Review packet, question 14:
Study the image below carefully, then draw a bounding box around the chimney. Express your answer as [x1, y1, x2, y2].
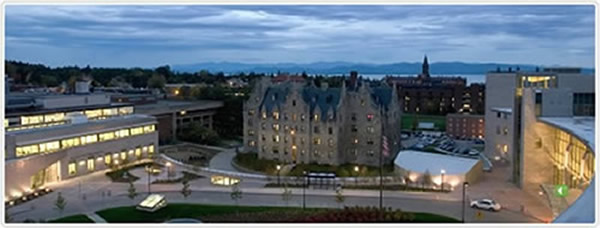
[350, 71, 358, 87]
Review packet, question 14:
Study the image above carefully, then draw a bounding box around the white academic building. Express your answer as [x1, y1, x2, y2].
[4, 90, 158, 203]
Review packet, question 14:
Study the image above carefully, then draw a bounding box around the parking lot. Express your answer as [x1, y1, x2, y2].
[401, 131, 484, 160]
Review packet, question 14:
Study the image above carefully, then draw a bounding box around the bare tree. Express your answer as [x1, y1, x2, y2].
[54, 192, 67, 216]
[181, 180, 192, 199]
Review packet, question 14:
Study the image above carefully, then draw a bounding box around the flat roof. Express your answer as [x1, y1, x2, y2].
[394, 150, 480, 175]
[135, 100, 223, 115]
[7, 114, 157, 145]
[490, 107, 512, 114]
[5, 103, 132, 118]
[538, 117, 595, 153]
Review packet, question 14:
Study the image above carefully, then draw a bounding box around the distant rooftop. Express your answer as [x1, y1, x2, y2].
[134, 99, 223, 115]
[394, 150, 479, 175]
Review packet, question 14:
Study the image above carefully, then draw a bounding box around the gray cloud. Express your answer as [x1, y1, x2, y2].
[5, 5, 595, 68]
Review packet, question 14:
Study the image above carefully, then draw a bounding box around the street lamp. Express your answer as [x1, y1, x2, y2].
[276, 165, 282, 185]
[354, 166, 360, 186]
[146, 165, 151, 195]
[303, 171, 307, 210]
[440, 169, 446, 192]
[166, 162, 173, 180]
[462, 182, 469, 223]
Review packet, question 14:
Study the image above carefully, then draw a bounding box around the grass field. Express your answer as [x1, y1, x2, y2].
[48, 214, 94, 223]
[401, 114, 446, 131]
[92, 203, 458, 223]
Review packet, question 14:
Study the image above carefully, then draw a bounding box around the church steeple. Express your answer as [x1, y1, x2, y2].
[422, 55, 430, 78]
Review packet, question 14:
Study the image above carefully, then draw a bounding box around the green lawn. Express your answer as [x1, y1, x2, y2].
[93, 203, 458, 223]
[401, 114, 446, 131]
[48, 214, 94, 223]
[95, 203, 299, 223]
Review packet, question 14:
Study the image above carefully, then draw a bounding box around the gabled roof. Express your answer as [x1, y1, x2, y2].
[302, 86, 341, 121]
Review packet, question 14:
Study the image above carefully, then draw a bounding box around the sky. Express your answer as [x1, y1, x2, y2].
[5, 5, 596, 68]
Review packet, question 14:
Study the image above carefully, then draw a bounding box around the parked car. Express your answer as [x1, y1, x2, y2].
[470, 199, 502, 211]
[468, 150, 480, 156]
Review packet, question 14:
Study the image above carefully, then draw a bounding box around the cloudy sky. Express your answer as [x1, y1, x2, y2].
[5, 5, 596, 68]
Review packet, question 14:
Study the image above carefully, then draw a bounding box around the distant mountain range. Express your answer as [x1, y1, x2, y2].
[172, 61, 594, 75]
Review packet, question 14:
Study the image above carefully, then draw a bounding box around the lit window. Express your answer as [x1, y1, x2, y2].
[80, 134, 98, 145]
[99, 132, 115, 141]
[353, 138, 359, 144]
[135, 148, 142, 159]
[273, 112, 280, 120]
[248, 130, 255, 136]
[143, 125, 155, 133]
[61, 137, 81, 149]
[87, 158, 95, 171]
[314, 114, 319, 121]
[68, 162, 77, 176]
[118, 106, 134, 115]
[84, 109, 103, 119]
[16, 145, 39, 157]
[102, 108, 118, 117]
[314, 137, 321, 145]
[21, 115, 44, 125]
[148, 145, 155, 154]
[115, 129, 130, 138]
[328, 138, 334, 147]
[104, 154, 112, 166]
[44, 113, 65, 123]
[120, 151, 127, 160]
[262, 112, 267, 120]
[273, 124, 280, 131]
[248, 109, 255, 116]
[131, 127, 144, 135]
[39, 141, 60, 153]
[273, 135, 280, 142]
[502, 145, 508, 153]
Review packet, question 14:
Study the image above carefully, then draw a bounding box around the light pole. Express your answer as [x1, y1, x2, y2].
[440, 169, 446, 192]
[462, 181, 469, 223]
[302, 171, 307, 210]
[166, 162, 172, 181]
[276, 165, 282, 186]
[354, 166, 359, 186]
[147, 165, 151, 195]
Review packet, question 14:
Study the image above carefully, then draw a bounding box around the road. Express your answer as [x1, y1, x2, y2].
[6, 170, 537, 223]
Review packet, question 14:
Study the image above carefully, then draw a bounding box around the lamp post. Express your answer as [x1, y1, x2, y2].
[302, 171, 307, 210]
[276, 165, 282, 185]
[462, 182, 469, 223]
[354, 166, 359, 186]
[440, 169, 446, 192]
[166, 162, 172, 181]
[147, 165, 151, 195]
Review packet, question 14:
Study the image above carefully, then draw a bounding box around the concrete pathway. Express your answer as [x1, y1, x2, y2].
[86, 213, 107, 223]
[208, 149, 237, 172]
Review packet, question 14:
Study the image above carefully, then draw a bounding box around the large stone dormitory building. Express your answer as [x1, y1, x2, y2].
[243, 73, 402, 167]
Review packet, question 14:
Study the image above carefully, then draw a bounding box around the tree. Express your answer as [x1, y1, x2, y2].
[335, 189, 345, 209]
[127, 181, 138, 201]
[54, 192, 67, 216]
[230, 183, 243, 214]
[177, 122, 220, 145]
[147, 73, 166, 90]
[422, 169, 433, 189]
[281, 183, 293, 207]
[181, 180, 192, 199]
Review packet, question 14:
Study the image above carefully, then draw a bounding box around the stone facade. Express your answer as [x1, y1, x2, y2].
[243, 75, 401, 166]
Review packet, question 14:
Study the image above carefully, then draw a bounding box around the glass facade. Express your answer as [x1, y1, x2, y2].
[14, 124, 155, 158]
[550, 126, 595, 189]
[6, 106, 134, 131]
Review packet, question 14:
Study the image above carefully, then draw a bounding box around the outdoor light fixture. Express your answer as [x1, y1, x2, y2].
[354, 166, 359, 172]
[166, 162, 172, 167]
[34, 192, 39, 196]
[21, 196, 27, 201]
[276, 165, 282, 185]
[9, 201, 14, 206]
[45, 188, 50, 192]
